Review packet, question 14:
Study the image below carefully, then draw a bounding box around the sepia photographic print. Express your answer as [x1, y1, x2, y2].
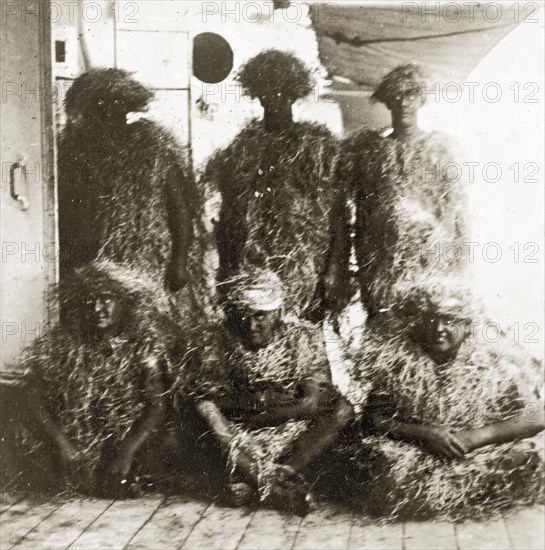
[1, 1, 544, 548]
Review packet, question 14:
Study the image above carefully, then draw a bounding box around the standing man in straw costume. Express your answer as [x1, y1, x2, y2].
[185, 269, 354, 515]
[206, 50, 350, 321]
[58, 68, 206, 317]
[326, 63, 470, 316]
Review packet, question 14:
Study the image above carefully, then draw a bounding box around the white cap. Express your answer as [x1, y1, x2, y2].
[229, 269, 284, 311]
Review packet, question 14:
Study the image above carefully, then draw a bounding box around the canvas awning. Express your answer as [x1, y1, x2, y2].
[310, 1, 530, 91]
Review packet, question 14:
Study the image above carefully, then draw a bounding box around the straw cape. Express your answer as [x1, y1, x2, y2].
[341, 279, 544, 520]
[58, 68, 210, 320]
[206, 52, 342, 320]
[186, 318, 333, 500]
[337, 127, 469, 314]
[19, 261, 181, 492]
[207, 120, 340, 319]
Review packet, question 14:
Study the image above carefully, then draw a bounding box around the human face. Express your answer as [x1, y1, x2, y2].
[390, 93, 422, 133]
[419, 311, 469, 363]
[87, 292, 123, 334]
[238, 309, 279, 350]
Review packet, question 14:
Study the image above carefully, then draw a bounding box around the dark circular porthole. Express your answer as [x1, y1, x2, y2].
[193, 32, 234, 84]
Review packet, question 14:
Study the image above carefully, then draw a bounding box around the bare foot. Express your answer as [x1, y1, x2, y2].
[265, 473, 312, 516]
[227, 482, 257, 507]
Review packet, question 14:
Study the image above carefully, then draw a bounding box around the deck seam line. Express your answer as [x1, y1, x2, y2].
[342, 510, 352, 550]
[63, 499, 115, 549]
[288, 513, 306, 550]
[122, 494, 167, 550]
[9, 498, 64, 549]
[177, 500, 214, 549]
[233, 508, 257, 550]
[0, 494, 25, 517]
[501, 512, 516, 550]
[453, 522, 461, 550]
[346, 509, 356, 549]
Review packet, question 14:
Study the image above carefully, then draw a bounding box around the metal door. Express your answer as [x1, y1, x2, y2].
[1, 0, 56, 379]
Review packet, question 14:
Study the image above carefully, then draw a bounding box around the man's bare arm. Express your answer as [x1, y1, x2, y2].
[370, 411, 468, 459]
[164, 171, 193, 291]
[245, 379, 330, 428]
[456, 404, 545, 452]
[195, 399, 235, 447]
[194, 399, 257, 485]
[323, 188, 351, 313]
[107, 359, 167, 482]
[26, 385, 80, 465]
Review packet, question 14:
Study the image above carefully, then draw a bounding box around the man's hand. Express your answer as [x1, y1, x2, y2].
[452, 407, 545, 453]
[420, 425, 468, 459]
[255, 387, 296, 409]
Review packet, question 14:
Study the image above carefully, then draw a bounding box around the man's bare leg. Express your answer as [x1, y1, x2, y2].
[195, 401, 259, 505]
[277, 396, 354, 473]
[265, 396, 354, 514]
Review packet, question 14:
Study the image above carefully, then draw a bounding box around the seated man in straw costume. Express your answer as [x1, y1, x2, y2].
[343, 275, 544, 520]
[186, 269, 354, 515]
[21, 261, 177, 499]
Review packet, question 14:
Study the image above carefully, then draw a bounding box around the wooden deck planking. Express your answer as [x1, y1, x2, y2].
[68, 495, 164, 550]
[403, 521, 457, 550]
[455, 517, 512, 550]
[0, 494, 543, 550]
[236, 508, 302, 550]
[0, 492, 24, 515]
[348, 515, 403, 550]
[0, 496, 63, 548]
[12, 498, 112, 550]
[125, 496, 209, 550]
[292, 507, 352, 550]
[503, 505, 545, 550]
[180, 502, 255, 550]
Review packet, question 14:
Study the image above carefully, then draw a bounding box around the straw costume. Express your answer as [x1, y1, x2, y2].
[334, 64, 469, 315]
[58, 68, 208, 320]
[20, 261, 180, 495]
[206, 50, 345, 320]
[193, 323, 329, 494]
[342, 277, 544, 521]
[185, 269, 351, 512]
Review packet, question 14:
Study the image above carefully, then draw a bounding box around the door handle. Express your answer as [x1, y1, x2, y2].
[9, 162, 30, 210]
